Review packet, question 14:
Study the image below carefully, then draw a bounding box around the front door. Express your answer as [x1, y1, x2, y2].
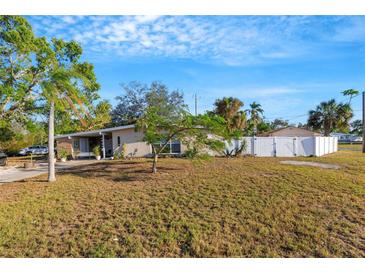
[79, 138, 90, 153]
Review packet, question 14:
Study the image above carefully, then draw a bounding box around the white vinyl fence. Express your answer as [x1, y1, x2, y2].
[225, 136, 338, 157]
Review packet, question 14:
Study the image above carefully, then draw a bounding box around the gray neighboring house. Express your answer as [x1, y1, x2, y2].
[330, 133, 363, 143]
[55, 124, 184, 159]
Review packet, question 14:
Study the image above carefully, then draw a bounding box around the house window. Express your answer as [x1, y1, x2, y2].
[171, 140, 181, 153]
[73, 139, 80, 149]
[153, 140, 181, 154]
[117, 136, 121, 146]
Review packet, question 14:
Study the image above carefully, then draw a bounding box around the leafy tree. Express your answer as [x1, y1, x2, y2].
[270, 118, 289, 130]
[54, 99, 111, 135]
[0, 120, 47, 154]
[0, 16, 52, 132]
[246, 102, 264, 135]
[350, 119, 363, 136]
[136, 107, 225, 173]
[211, 97, 247, 134]
[111, 81, 187, 126]
[88, 100, 112, 129]
[0, 16, 102, 157]
[257, 120, 272, 133]
[342, 89, 359, 104]
[307, 99, 353, 136]
[210, 97, 248, 156]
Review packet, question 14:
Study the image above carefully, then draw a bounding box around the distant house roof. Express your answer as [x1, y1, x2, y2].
[55, 124, 135, 139]
[258, 126, 321, 137]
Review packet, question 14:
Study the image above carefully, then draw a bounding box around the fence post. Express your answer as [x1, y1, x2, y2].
[253, 137, 259, 156]
[293, 137, 297, 156]
[273, 137, 277, 157]
[313, 137, 317, 156]
[252, 137, 256, 156]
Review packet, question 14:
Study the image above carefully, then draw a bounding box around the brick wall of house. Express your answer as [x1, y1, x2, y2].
[56, 138, 73, 157]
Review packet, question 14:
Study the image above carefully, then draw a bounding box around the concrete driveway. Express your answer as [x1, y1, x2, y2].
[0, 160, 101, 183]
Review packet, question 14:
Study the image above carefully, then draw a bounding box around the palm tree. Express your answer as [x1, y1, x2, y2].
[41, 39, 99, 182]
[307, 99, 353, 136]
[246, 102, 264, 135]
[212, 97, 247, 134]
[342, 89, 359, 104]
[42, 69, 84, 181]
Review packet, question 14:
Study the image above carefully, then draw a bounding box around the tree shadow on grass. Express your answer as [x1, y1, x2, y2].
[59, 160, 186, 184]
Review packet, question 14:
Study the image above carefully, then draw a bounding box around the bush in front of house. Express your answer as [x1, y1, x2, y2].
[113, 143, 127, 160]
[58, 148, 68, 161]
[93, 145, 101, 160]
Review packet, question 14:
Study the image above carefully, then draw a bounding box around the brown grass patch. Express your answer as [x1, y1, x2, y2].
[0, 152, 364, 257]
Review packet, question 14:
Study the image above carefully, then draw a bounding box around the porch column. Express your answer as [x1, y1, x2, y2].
[101, 133, 106, 159]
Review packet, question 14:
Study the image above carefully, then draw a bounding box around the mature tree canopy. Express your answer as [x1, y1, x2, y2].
[256, 120, 272, 133]
[211, 97, 247, 136]
[270, 118, 289, 130]
[1, 16, 103, 157]
[111, 81, 187, 126]
[0, 15, 101, 180]
[0, 16, 53, 128]
[0, 120, 47, 154]
[307, 99, 353, 136]
[209, 97, 248, 156]
[54, 99, 111, 135]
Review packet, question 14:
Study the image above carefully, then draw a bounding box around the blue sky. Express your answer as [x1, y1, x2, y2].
[27, 16, 365, 123]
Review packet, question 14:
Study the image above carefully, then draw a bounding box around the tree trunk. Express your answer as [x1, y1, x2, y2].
[48, 100, 56, 182]
[152, 153, 158, 173]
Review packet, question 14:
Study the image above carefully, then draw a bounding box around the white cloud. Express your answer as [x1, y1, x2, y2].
[27, 16, 365, 66]
[134, 15, 161, 23]
[61, 16, 77, 24]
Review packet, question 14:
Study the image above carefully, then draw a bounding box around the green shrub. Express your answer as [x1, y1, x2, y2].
[58, 148, 68, 159]
[93, 145, 101, 156]
[113, 143, 127, 160]
[113, 151, 121, 160]
[121, 143, 127, 158]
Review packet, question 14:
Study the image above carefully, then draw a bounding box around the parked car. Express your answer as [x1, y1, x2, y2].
[18, 147, 29, 156]
[0, 151, 7, 166]
[18, 145, 48, 156]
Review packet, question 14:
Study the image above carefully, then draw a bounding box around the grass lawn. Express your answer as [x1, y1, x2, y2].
[338, 143, 363, 151]
[0, 151, 364, 257]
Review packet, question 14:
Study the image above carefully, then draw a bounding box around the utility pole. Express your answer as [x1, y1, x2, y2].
[362, 91, 365, 153]
[194, 93, 198, 116]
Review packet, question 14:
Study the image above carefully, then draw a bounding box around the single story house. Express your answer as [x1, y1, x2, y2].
[258, 126, 321, 137]
[55, 125, 337, 159]
[55, 124, 186, 159]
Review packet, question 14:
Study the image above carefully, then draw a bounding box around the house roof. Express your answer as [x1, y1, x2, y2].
[257, 126, 321, 137]
[55, 124, 135, 139]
